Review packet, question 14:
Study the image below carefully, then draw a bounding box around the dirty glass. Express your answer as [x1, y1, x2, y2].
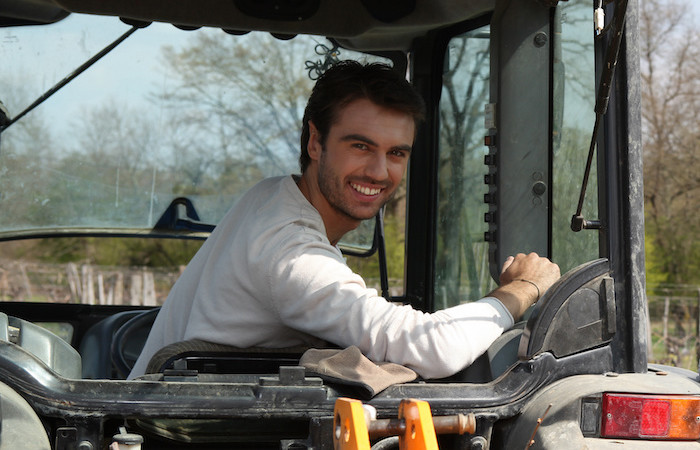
[434, 26, 494, 309]
[0, 14, 387, 253]
[551, 0, 599, 272]
[0, 14, 395, 306]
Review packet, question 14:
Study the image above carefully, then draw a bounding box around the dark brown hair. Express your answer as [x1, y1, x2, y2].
[299, 61, 425, 172]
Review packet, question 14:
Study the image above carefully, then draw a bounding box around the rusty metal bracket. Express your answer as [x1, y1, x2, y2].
[333, 398, 476, 450]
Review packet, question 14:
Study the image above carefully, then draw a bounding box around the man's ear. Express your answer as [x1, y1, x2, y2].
[307, 121, 322, 161]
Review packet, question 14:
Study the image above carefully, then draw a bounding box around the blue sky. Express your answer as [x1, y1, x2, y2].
[1, 14, 195, 138]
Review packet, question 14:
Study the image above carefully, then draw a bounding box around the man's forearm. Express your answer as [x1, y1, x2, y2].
[488, 280, 539, 321]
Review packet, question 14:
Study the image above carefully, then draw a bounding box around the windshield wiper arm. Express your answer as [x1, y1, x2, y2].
[571, 0, 628, 232]
[0, 22, 145, 134]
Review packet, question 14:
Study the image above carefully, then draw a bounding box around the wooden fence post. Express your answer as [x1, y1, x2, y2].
[19, 263, 33, 299]
[130, 273, 142, 306]
[0, 267, 8, 300]
[67, 263, 81, 301]
[663, 296, 670, 347]
[82, 264, 95, 305]
[143, 270, 156, 306]
[114, 272, 124, 305]
[696, 288, 700, 368]
[97, 272, 106, 305]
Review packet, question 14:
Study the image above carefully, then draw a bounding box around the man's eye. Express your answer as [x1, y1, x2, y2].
[353, 143, 369, 150]
[390, 150, 407, 158]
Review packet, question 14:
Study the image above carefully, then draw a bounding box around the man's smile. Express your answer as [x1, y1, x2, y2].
[350, 182, 383, 196]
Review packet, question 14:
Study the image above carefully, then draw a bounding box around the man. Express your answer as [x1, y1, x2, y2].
[129, 61, 560, 380]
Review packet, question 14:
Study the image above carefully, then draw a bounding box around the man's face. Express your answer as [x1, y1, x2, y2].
[309, 98, 415, 224]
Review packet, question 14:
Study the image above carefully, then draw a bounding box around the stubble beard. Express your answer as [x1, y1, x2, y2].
[317, 150, 392, 222]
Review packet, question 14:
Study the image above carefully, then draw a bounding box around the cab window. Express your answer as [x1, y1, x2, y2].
[435, 0, 599, 308]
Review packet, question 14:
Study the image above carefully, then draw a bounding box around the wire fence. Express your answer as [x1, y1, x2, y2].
[647, 283, 700, 371]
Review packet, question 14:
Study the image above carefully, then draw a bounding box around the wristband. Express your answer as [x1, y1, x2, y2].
[514, 278, 541, 300]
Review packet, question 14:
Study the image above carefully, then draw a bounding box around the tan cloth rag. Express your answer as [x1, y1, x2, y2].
[300, 346, 417, 398]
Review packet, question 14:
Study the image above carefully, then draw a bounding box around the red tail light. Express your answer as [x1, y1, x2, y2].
[601, 393, 700, 440]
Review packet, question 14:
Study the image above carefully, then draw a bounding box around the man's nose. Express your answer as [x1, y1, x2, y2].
[365, 152, 389, 181]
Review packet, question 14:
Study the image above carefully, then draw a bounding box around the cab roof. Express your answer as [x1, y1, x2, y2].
[1, 0, 498, 50]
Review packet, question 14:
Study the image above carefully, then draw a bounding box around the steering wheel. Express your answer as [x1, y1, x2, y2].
[110, 308, 160, 379]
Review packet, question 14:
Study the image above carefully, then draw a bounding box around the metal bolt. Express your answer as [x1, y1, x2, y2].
[77, 441, 93, 450]
[470, 436, 488, 450]
[534, 32, 548, 47]
[532, 181, 547, 196]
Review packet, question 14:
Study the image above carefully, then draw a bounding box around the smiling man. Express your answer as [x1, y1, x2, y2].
[298, 98, 413, 245]
[129, 61, 560, 380]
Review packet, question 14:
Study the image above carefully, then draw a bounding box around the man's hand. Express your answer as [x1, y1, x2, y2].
[488, 252, 560, 321]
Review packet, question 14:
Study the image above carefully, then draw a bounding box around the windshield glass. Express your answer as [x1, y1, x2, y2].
[0, 14, 385, 250]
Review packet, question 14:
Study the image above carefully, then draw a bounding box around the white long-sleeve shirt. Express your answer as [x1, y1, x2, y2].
[129, 175, 513, 379]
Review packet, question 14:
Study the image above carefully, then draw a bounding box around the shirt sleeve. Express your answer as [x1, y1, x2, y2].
[266, 235, 515, 379]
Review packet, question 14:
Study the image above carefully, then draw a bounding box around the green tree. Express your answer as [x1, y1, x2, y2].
[641, 0, 700, 285]
[0, 98, 58, 231]
[154, 31, 318, 176]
